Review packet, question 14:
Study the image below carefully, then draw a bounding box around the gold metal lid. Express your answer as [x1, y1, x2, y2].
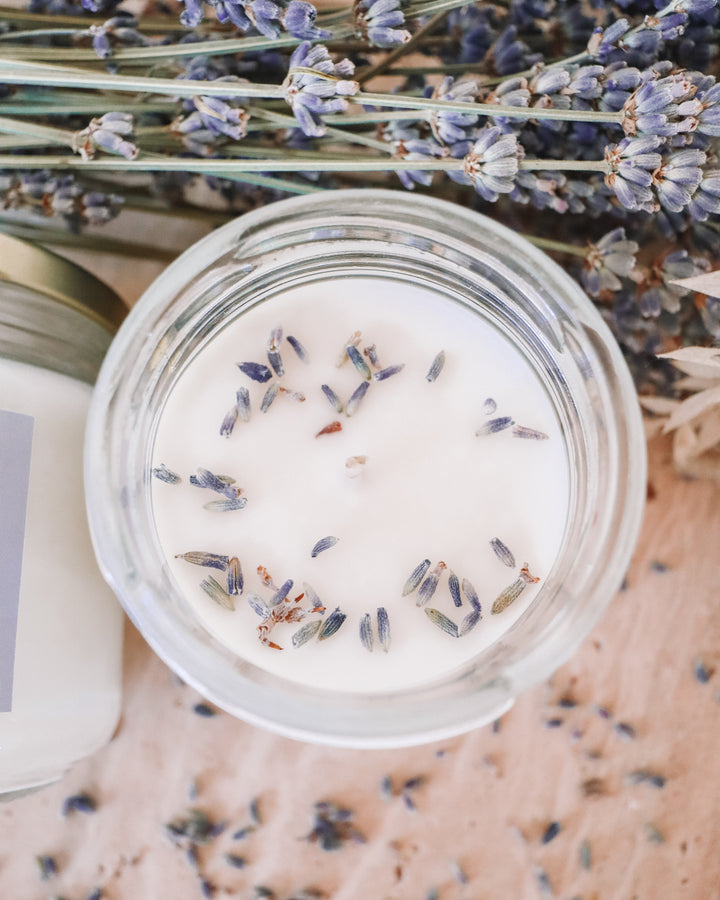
[0, 232, 126, 333]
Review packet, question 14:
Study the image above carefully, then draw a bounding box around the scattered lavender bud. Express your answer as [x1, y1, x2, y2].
[236, 386, 251, 422]
[248, 798, 262, 825]
[225, 853, 247, 869]
[450, 860, 469, 884]
[614, 721, 636, 741]
[62, 792, 97, 816]
[579, 839, 592, 870]
[482, 397, 497, 415]
[476, 416, 514, 436]
[373, 364, 404, 381]
[512, 425, 549, 440]
[417, 561, 446, 607]
[557, 696, 578, 709]
[321, 384, 343, 413]
[594, 704, 612, 720]
[346, 344, 372, 380]
[490, 538, 516, 568]
[533, 865, 554, 897]
[311, 535, 339, 557]
[345, 381, 370, 416]
[545, 718, 564, 729]
[203, 497, 247, 511]
[85, 889, 103, 900]
[237, 361, 273, 383]
[318, 607, 346, 640]
[380, 775, 393, 801]
[260, 381, 280, 413]
[270, 579, 294, 606]
[193, 702, 217, 717]
[36, 855, 58, 880]
[363, 344, 380, 368]
[650, 560, 670, 573]
[644, 822, 665, 844]
[266, 326, 284, 377]
[175, 551, 229, 571]
[425, 607, 459, 637]
[448, 571, 462, 607]
[200, 877, 215, 898]
[426, 351, 445, 382]
[625, 770, 666, 789]
[220, 404, 239, 438]
[377, 606, 390, 652]
[693, 658, 713, 683]
[541, 821, 561, 844]
[461, 577, 481, 612]
[402, 559, 431, 596]
[286, 335, 309, 363]
[292, 619, 322, 648]
[359, 613, 374, 651]
[201, 576, 235, 611]
[459, 608, 481, 635]
[152, 464, 181, 484]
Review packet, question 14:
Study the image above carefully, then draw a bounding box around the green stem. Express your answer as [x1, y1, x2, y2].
[0, 114, 75, 148]
[525, 235, 589, 258]
[0, 27, 79, 40]
[0, 101, 177, 116]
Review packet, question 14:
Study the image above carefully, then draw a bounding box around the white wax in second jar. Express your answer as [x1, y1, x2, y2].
[151, 277, 570, 693]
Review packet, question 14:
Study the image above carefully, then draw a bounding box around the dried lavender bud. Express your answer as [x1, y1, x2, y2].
[247, 593, 270, 618]
[579, 839, 592, 870]
[461, 577, 481, 612]
[220, 405, 239, 438]
[153, 464, 181, 484]
[345, 381, 369, 417]
[359, 613, 373, 651]
[237, 361, 273, 383]
[175, 552, 229, 570]
[286, 335, 309, 363]
[377, 607, 390, 652]
[318, 607, 346, 640]
[541, 821, 561, 844]
[201, 576, 235, 611]
[266, 326, 284, 376]
[425, 607, 459, 637]
[482, 397, 497, 415]
[36, 855, 58, 880]
[694, 658, 713, 683]
[426, 351, 445, 382]
[62, 792, 97, 816]
[260, 381, 280, 413]
[203, 497, 247, 511]
[225, 853, 247, 869]
[292, 619, 322, 648]
[226, 556, 243, 595]
[459, 608, 481, 635]
[249, 797, 262, 826]
[448, 571, 462, 607]
[346, 344, 372, 380]
[270, 579, 294, 606]
[311, 535, 339, 558]
[512, 425, 549, 440]
[625, 770, 666, 789]
[236, 386, 251, 422]
[321, 384, 343, 413]
[490, 538, 515, 568]
[614, 721, 636, 741]
[373, 364, 404, 382]
[193, 703, 217, 717]
[402, 559, 431, 596]
[417, 562, 446, 607]
[644, 822, 665, 844]
[476, 416, 514, 437]
[491, 564, 539, 614]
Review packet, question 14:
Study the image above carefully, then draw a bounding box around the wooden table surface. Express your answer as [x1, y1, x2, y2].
[1, 223, 719, 900]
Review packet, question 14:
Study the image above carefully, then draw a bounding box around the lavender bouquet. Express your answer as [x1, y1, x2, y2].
[1, 0, 719, 474]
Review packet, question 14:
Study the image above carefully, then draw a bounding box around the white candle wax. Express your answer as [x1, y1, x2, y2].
[0, 358, 123, 793]
[151, 277, 570, 694]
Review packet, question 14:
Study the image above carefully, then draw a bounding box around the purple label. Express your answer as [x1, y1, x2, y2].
[0, 410, 34, 713]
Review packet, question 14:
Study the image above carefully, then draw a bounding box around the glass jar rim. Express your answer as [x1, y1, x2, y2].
[86, 189, 646, 747]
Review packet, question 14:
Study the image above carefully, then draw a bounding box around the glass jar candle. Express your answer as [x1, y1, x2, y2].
[0, 235, 126, 796]
[86, 190, 646, 748]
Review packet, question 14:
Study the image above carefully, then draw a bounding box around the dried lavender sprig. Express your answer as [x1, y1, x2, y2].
[448, 571, 462, 607]
[292, 619, 322, 647]
[476, 416, 514, 436]
[321, 384, 344, 413]
[377, 606, 390, 652]
[153, 463, 181, 484]
[426, 350, 445, 382]
[175, 551, 230, 570]
[417, 561, 446, 607]
[425, 607, 459, 637]
[311, 535, 339, 557]
[201, 575, 235, 610]
[359, 612, 374, 651]
[402, 558, 430, 595]
[345, 381, 369, 416]
[286, 335, 309, 363]
[318, 607, 346, 640]
[490, 538, 515, 568]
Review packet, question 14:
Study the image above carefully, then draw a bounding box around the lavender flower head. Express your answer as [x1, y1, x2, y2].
[72, 112, 138, 161]
[79, 14, 151, 59]
[604, 135, 664, 211]
[283, 42, 359, 137]
[457, 126, 521, 201]
[173, 77, 250, 151]
[582, 227, 639, 297]
[652, 148, 706, 213]
[180, 0, 328, 40]
[428, 77, 480, 146]
[354, 0, 410, 48]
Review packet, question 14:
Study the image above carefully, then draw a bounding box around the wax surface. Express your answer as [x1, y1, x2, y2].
[151, 277, 570, 693]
